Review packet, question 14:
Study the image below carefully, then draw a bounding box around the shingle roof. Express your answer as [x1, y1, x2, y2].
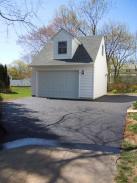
[31, 35, 102, 66]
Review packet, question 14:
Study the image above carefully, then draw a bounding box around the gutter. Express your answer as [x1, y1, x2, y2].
[30, 63, 94, 67]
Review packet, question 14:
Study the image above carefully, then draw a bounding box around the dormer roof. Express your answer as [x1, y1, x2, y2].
[51, 28, 81, 45]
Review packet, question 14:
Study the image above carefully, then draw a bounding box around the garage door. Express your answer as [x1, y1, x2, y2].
[38, 70, 79, 98]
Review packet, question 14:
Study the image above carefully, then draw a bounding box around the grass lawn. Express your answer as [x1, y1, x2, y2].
[116, 113, 137, 183]
[0, 87, 31, 101]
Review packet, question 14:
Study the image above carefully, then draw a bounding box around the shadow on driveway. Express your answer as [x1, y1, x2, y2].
[0, 146, 117, 183]
[1, 102, 59, 143]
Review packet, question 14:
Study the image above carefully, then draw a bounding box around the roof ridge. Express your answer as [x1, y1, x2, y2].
[78, 35, 103, 38]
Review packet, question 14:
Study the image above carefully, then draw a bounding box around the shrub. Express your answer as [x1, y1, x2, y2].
[112, 89, 118, 94]
[130, 85, 137, 91]
[109, 83, 137, 93]
[108, 83, 127, 93]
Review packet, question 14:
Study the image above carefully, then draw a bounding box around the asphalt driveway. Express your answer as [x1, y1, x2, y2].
[1, 95, 137, 151]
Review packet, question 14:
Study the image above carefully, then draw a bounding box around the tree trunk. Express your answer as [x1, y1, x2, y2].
[92, 25, 96, 35]
[113, 67, 120, 83]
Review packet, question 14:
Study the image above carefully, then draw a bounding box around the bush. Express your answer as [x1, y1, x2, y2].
[108, 83, 137, 93]
[130, 85, 137, 91]
[112, 89, 118, 94]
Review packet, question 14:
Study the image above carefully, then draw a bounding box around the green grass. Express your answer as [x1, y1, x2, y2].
[128, 124, 137, 134]
[122, 140, 137, 149]
[129, 113, 137, 121]
[133, 176, 137, 183]
[133, 101, 137, 109]
[116, 150, 137, 183]
[0, 87, 31, 101]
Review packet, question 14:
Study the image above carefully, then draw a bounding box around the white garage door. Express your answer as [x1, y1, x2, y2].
[38, 70, 79, 98]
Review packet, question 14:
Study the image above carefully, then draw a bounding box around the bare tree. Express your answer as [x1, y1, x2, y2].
[18, 5, 84, 54]
[18, 0, 111, 55]
[54, 5, 86, 36]
[80, 0, 109, 35]
[18, 24, 56, 54]
[102, 23, 136, 82]
[0, 0, 41, 33]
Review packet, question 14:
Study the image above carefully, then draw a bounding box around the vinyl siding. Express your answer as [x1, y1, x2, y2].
[72, 38, 80, 57]
[79, 66, 93, 98]
[53, 30, 79, 59]
[31, 68, 36, 96]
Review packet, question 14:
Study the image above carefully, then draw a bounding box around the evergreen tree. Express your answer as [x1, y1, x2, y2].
[4, 65, 10, 89]
[0, 64, 10, 91]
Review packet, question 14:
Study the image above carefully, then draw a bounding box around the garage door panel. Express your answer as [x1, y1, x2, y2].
[38, 71, 78, 98]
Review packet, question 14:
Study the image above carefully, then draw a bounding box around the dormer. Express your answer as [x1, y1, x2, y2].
[52, 29, 81, 59]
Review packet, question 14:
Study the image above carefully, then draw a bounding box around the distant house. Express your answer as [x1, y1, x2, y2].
[31, 29, 107, 99]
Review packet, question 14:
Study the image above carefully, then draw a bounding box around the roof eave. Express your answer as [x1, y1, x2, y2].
[30, 62, 93, 67]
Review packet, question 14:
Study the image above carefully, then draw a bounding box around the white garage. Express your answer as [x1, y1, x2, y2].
[38, 70, 79, 98]
[31, 29, 108, 99]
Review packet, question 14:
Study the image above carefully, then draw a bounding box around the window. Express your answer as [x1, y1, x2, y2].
[102, 45, 104, 56]
[58, 41, 67, 54]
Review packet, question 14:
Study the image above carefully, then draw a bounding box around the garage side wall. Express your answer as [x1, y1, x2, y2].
[33, 65, 94, 99]
[31, 68, 37, 96]
[79, 66, 93, 98]
[93, 38, 108, 99]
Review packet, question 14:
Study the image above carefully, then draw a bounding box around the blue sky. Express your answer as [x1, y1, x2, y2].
[0, 0, 137, 65]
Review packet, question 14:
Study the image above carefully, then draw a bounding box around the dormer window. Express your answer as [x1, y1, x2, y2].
[58, 41, 67, 54]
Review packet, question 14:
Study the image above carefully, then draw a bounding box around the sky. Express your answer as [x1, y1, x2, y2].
[0, 0, 137, 65]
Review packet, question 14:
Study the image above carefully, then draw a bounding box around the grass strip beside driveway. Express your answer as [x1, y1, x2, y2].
[116, 113, 137, 183]
[0, 87, 31, 101]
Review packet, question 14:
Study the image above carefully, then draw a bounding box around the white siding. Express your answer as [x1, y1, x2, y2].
[79, 66, 93, 98]
[93, 38, 108, 99]
[72, 38, 80, 57]
[31, 68, 37, 96]
[53, 30, 79, 59]
[32, 65, 93, 99]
